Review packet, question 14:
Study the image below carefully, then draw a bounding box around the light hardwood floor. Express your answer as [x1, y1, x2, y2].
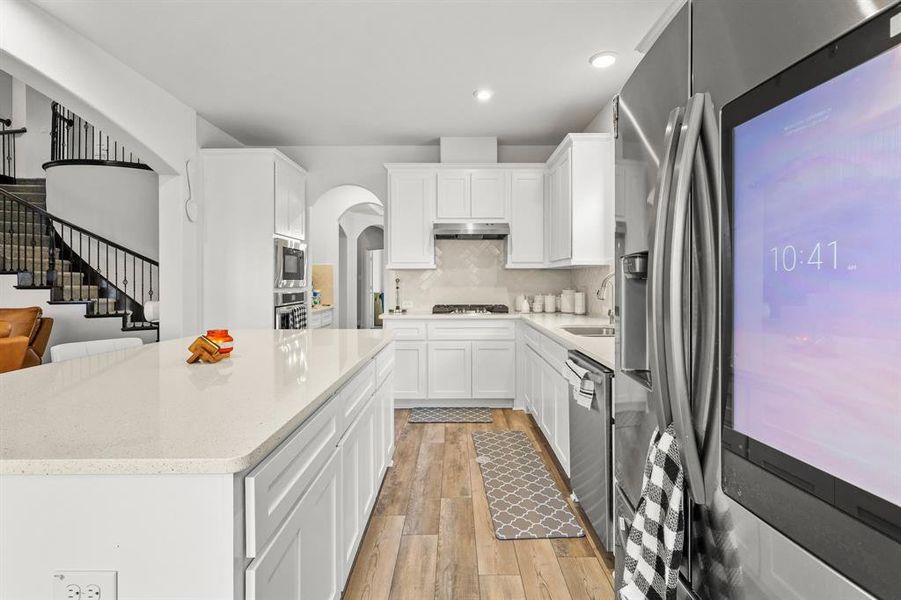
[343, 408, 615, 600]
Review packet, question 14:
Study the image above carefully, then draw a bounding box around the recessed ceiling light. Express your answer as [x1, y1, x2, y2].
[589, 51, 618, 69]
[473, 89, 493, 102]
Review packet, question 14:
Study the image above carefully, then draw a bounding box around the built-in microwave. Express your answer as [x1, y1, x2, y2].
[274, 237, 306, 289]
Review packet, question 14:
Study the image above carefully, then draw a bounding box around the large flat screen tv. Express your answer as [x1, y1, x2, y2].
[722, 5, 901, 597]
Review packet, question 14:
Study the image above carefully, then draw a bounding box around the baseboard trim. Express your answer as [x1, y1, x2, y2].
[395, 398, 514, 409]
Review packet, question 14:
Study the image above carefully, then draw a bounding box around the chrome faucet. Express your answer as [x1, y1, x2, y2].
[596, 272, 616, 325]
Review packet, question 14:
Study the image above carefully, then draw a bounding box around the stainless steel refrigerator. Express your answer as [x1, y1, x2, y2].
[613, 1, 900, 598]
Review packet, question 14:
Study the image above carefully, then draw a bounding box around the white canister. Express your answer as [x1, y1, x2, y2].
[520, 296, 531, 313]
[532, 295, 545, 313]
[561, 289, 575, 314]
[544, 294, 556, 313]
[574, 292, 587, 315]
[514, 294, 525, 312]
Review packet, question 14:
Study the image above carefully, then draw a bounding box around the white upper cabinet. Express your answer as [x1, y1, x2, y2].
[507, 169, 545, 267]
[436, 169, 471, 219]
[546, 133, 615, 267]
[436, 168, 508, 221]
[274, 155, 307, 241]
[386, 169, 437, 269]
[470, 170, 507, 219]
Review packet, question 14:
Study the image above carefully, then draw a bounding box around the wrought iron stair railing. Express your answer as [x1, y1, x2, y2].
[1, 117, 27, 182]
[48, 102, 150, 170]
[0, 187, 159, 332]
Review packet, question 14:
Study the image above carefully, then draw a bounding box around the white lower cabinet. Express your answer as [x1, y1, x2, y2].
[246, 450, 341, 600]
[524, 324, 571, 476]
[472, 341, 516, 399]
[394, 341, 428, 400]
[427, 341, 473, 399]
[245, 345, 395, 599]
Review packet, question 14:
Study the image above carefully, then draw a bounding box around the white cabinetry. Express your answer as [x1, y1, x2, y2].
[545, 133, 615, 267]
[427, 341, 473, 399]
[386, 169, 436, 268]
[245, 344, 395, 598]
[246, 451, 340, 600]
[507, 169, 545, 267]
[436, 169, 507, 221]
[522, 323, 571, 475]
[201, 149, 307, 329]
[472, 341, 516, 399]
[274, 154, 307, 240]
[385, 319, 516, 405]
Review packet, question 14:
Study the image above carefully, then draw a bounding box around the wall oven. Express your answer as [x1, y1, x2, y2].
[274, 237, 307, 289]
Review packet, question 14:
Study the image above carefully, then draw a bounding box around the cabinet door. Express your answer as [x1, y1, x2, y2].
[394, 341, 427, 400]
[549, 150, 572, 263]
[380, 374, 395, 467]
[274, 161, 291, 238]
[436, 169, 470, 219]
[470, 170, 507, 219]
[427, 341, 472, 399]
[508, 170, 545, 266]
[388, 170, 436, 268]
[246, 450, 340, 600]
[539, 360, 556, 444]
[339, 395, 378, 579]
[288, 170, 306, 240]
[528, 347, 542, 420]
[553, 372, 570, 475]
[472, 341, 515, 399]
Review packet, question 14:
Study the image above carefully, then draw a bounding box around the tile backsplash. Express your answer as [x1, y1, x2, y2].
[386, 239, 612, 315]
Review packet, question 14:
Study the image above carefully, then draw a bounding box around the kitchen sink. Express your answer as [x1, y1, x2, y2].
[561, 326, 616, 337]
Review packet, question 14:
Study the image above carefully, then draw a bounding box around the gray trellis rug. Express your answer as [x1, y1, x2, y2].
[408, 407, 493, 423]
[472, 431, 584, 540]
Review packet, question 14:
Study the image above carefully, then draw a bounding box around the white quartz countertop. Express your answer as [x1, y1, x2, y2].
[0, 329, 392, 476]
[381, 311, 615, 369]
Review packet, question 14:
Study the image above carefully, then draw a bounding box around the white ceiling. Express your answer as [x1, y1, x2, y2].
[33, 0, 673, 146]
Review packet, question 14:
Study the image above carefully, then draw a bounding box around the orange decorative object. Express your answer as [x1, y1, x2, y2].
[186, 336, 225, 364]
[205, 329, 234, 354]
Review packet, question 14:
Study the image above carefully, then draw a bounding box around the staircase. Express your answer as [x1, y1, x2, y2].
[0, 183, 159, 336]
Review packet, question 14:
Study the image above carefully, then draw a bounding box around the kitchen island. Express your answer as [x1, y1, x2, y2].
[0, 329, 395, 600]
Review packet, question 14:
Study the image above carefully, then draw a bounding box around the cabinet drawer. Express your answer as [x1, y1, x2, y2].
[376, 343, 395, 387]
[339, 361, 376, 426]
[245, 395, 342, 558]
[523, 323, 541, 350]
[540, 334, 568, 375]
[427, 320, 515, 341]
[384, 320, 427, 340]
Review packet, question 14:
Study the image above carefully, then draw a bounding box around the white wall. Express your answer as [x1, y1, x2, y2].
[46, 164, 159, 259]
[196, 115, 244, 149]
[0, 70, 11, 121]
[18, 84, 52, 178]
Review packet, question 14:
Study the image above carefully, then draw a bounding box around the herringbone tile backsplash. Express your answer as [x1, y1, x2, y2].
[386, 240, 611, 314]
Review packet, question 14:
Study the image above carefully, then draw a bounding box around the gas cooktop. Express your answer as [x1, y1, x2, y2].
[431, 304, 510, 315]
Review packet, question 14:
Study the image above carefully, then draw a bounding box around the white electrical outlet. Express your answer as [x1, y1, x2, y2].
[53, 572, 116, 600]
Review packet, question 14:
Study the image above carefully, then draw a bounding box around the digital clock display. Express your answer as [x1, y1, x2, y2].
[732, 44, 901, 507]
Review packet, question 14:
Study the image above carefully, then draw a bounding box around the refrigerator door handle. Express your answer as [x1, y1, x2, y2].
[665, 92, 708, 505]
[648, 106, 683, 430]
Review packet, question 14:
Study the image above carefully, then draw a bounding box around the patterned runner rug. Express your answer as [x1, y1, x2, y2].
[408, 407, 493, 423]
[472, 431, 584, 540]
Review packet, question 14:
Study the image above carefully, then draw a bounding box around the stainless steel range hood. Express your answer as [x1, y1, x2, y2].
[433, 222, 510, 240]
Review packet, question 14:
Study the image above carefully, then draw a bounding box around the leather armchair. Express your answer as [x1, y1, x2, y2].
[0, 307, 54, 368]
[0, 321, 30, 373]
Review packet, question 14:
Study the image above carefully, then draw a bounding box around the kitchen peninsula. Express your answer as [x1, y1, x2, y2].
[0, 329, 395, 600]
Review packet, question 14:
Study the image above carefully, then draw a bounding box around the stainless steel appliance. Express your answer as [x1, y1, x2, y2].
[274, 237, 307, 289]
[567, 351, 614, 553]
[613, 2, 900, 598]
[431, 304, 509, 315]
[433, 222, 509, 240]
[274, 291, 307, 329]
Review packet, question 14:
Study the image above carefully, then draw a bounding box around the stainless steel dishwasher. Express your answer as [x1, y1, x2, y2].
[567, 350, 614, 553]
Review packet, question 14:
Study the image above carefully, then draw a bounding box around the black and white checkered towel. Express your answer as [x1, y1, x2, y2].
[280, 304, 307, 329]
[620, 424, 685, 600]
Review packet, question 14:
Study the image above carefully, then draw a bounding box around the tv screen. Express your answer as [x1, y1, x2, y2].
[731, 43, 901, 508]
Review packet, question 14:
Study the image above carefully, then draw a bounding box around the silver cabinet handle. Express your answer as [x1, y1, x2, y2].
[665, 93, 708, 505]
[648, 106, 683, 430]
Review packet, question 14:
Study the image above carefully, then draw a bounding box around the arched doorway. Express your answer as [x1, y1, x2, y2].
[309, 185, 383, 328]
